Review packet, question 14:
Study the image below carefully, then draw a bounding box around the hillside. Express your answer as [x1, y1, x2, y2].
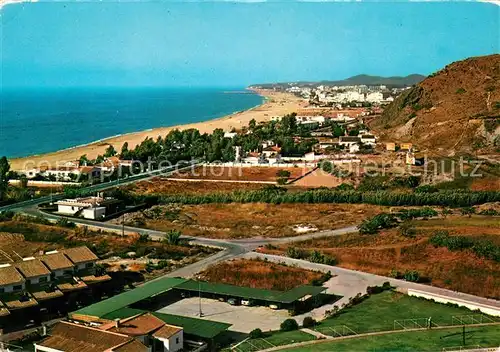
[370, 54, 500, 155]
[250, 74, 425, 89]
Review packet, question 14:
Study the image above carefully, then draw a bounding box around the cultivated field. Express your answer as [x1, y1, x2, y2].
[198, 258, 326, 291]
[127, 178, 265, 195]
[260, 215, 500, 298]
[170, 166, 311, 182]
[121, 203, 384, 239]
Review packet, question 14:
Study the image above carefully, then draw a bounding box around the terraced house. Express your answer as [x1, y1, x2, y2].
[0, 246, 110, 320]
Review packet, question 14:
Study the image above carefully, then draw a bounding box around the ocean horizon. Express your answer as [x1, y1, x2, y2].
[0, 87, 263, 158]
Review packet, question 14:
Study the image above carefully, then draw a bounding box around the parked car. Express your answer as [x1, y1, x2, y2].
[269, 304, 280, 310]
[228, 298, 240, 306]
[218, 297, 226, 302]
[241, 299, 254, 306]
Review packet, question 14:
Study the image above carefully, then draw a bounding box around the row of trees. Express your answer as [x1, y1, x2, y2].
[153, 188, 500, 208]
[108, 113, 319, 164]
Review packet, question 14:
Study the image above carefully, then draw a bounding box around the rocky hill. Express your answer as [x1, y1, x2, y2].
[370, 54, 500, 155]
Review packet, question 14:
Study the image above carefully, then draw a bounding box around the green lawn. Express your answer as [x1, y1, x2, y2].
[315, 291, 497, 335]
[233, 330, 315, 352]
[284, 325, 500, 352]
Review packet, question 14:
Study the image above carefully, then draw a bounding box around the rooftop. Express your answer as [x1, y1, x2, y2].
[152, 324, 182, 339]
[14, 259, 51, 278]
[62, 246, 99, 264]
[39, 252, 74, 271]
[0, 265, 25, 286]
[35, 321, 147, 352]
[105, 313, 165, 337]
[71, 277, 187, 319]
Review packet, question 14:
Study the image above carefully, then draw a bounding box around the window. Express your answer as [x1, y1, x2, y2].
[85, 262, 94, 268]
[39, 276, 48, 283]
[176, 337, 179, 344]
[13, 285, 23, 291]
[0, 288, 4, 294]
[64, 270, 73, 275]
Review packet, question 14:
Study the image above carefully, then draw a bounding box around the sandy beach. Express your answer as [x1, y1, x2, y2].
[10, 90, 304, 171]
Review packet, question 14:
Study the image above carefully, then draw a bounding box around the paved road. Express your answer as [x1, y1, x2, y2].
[0, 161, 199, 213]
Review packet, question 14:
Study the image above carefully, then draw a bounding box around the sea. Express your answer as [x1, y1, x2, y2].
[0, 87, 263, 158]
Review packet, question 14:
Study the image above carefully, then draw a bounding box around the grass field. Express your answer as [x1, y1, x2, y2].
[233, 330, 316, 352]
[283, 325, 500, 352]
[314, 291, 498, 336]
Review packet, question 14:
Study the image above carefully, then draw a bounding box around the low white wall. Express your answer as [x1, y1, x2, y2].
[9, 180, 81, 186]
[407, 289, 500, 317]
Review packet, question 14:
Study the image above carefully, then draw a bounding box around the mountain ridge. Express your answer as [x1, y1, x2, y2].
[250, 74, 426, 89]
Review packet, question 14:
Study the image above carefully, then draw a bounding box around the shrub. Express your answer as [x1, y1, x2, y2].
[403, 270, 420, 282]
[249, 328, 265, 339]
[399, 223, 416, 238]
[460, 207, 476, 217]
[164, 230, 182, 245]
[479, 208, 498, 216]
[302, 317, 316, 328]
[286, 247, 307, 259]
[456, 88, 466, 94]
[280, 319, 299, 332]
[276, 170, 291, 178]
[56, 217, 76, 228]
[358, 213, 398, 234]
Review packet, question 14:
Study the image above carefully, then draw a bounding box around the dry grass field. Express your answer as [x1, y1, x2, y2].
[198, 258, 325, 291]
[122, 203, 385, 239]
[259, 215, 500, 298]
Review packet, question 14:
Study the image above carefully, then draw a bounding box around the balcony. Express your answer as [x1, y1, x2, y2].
[0, 291, 38, 310]
[55, 277, 88, 293]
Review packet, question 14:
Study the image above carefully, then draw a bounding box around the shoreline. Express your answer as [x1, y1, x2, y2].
[10, 89, 304, 170]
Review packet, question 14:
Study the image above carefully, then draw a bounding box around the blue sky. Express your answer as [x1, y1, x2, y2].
[1, 1, 498, 87]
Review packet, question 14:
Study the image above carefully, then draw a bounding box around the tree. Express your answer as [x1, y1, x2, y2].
[79, 154, 91, 166]
[0, 156, 10, 200]
[104, 145, 117, 158]
[164, 230, 182, 245]
[302, 317, 316, 328]
[249, 328, 265, 339]
[460, 207, 476, 218]
[19, 174, 28, 189]
[280, 319, 299, 332]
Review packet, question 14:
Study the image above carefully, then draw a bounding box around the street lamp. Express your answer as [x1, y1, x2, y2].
[197, 276, 203, 317]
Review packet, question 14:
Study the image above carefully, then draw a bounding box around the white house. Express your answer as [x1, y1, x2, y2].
[153, 324, 184, 352]
[365, 92, 383, 103]
[55, 196, 120, 220]
[224, 132, 238, 139]
[339, 136, 361, 147]
[359, 134, 377, 145]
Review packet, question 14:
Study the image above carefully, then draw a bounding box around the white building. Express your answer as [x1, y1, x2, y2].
[339, 136, 361, 147]
[365, 92, 384, 103]
[55, 196, 120, 220]
[359, 134, 377, 146]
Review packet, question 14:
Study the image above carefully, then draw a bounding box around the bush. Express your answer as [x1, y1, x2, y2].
[358, 213, 398, 234]
[56, 217, 76, 228]
[308, 251, 337, 265]
[403, 270, 420, 282]
[249, 328, 265, 339]
[399, 223, 416, 238]
[164, 230, 182, 245]
[479, 208, 499, 216]
[276, 170, 291, 178]
[302, 317, 316, 328]
[280, 319, 299, 332]
[287, 247, 307, 259]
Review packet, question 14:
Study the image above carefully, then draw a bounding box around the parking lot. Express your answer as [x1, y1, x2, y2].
[156, 297, 291, 332]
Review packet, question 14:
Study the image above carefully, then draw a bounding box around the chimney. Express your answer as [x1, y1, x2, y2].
[114, 318, 121, 328]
